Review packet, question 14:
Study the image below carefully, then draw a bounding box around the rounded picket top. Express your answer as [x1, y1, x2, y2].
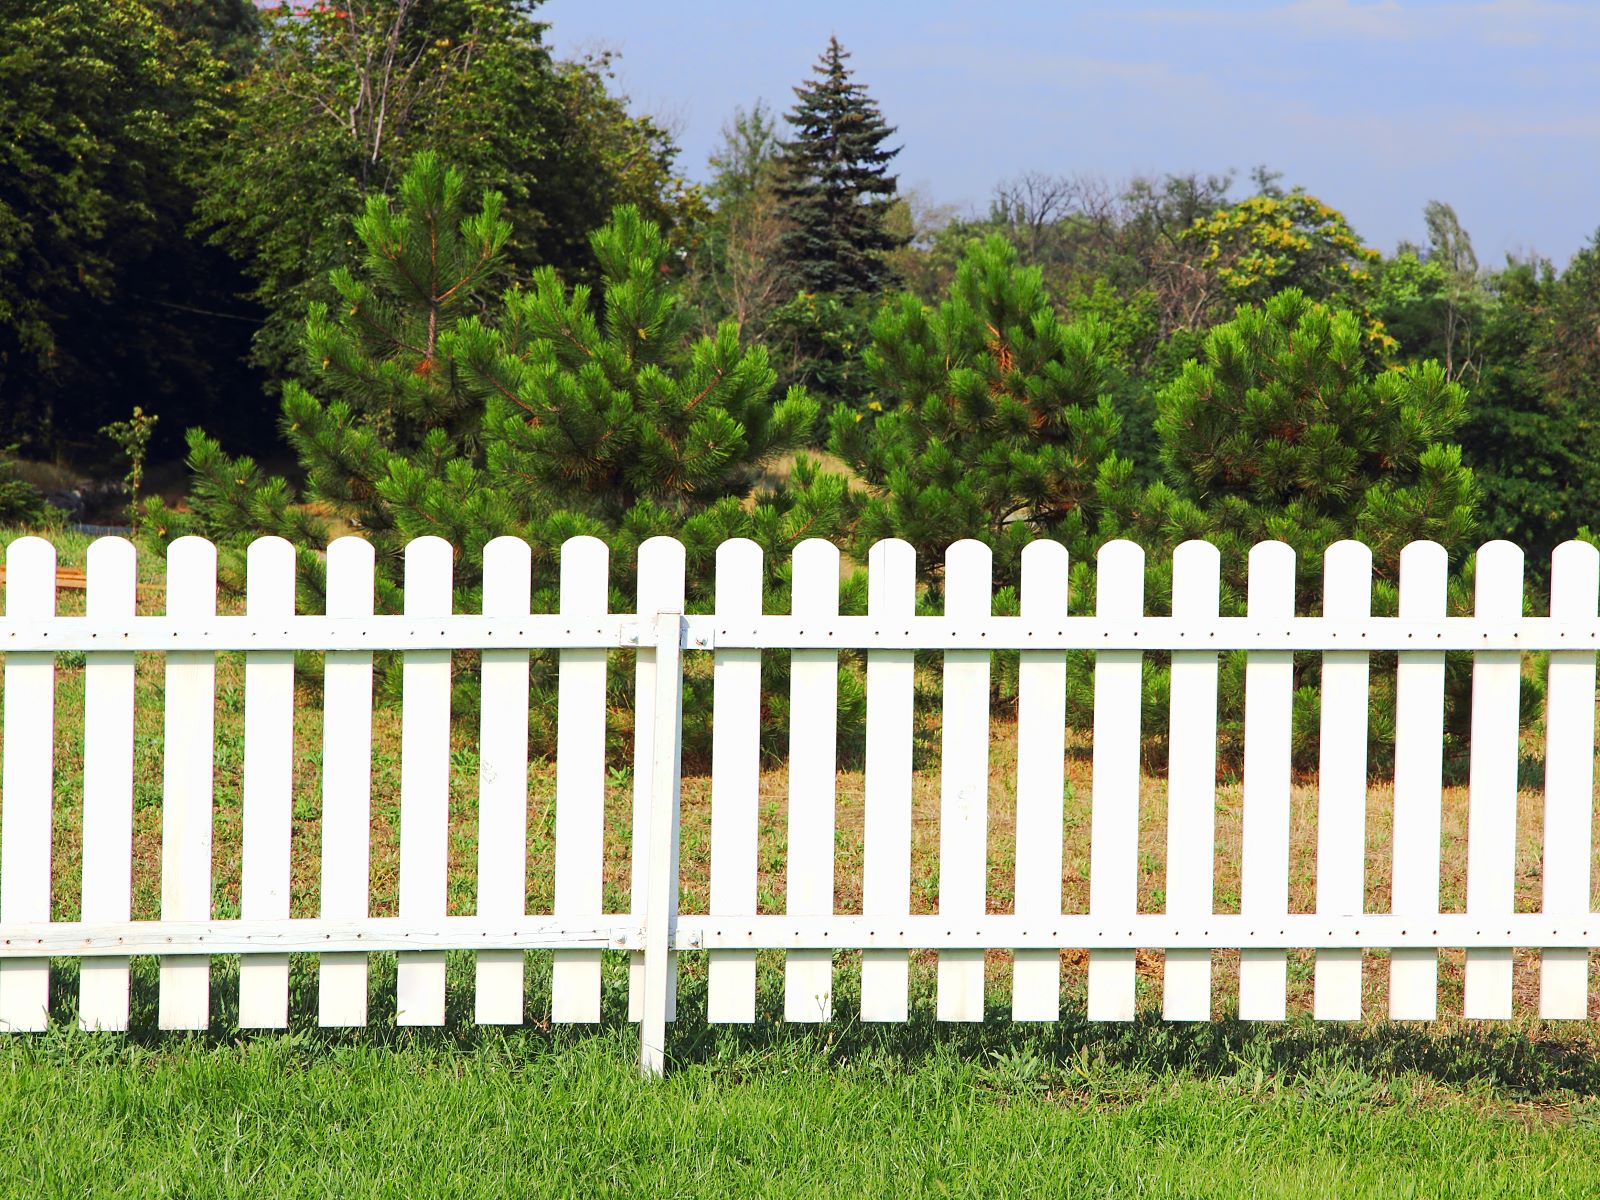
[943, 539, 992, 615]
[1397, 541, 1448, 618]
[1171, 540, 1220, 618]
[1549, 540, 1600, 619]
[86, 536, 137, 618]
[325, 536, 375, 618]
[4, 534, 56, 617]
[1321, 540, 1372, 617]
[1472, 540, 1524, 617]
[1246, 541, 1295, 616]
[560, 536, 609, 615]
[1094, 539, 1145, 616]
[714, 538, 762, 617]
[403, 536, 454, 615]
[866, 539, 915, 617]
[1019, 539, 1068, 618]
[246, 536, 297, 617]
[166, 535, 218, 618]
[791, 538, 840, 615]
[482, 536, 532, 616]
[637, 535, 686, 613]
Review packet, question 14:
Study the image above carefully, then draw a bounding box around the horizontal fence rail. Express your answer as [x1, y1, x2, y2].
[2, 532, 1598, 1074]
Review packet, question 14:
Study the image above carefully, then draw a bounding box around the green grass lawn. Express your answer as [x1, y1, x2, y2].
[7, 957, 1600, 1197]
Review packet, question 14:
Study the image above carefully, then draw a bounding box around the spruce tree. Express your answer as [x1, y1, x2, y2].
[775, 37, 904, 298]
[831, 233, 1127, 593]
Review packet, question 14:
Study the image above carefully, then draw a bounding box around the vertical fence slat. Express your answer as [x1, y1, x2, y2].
[79, 537, 136, 1031]
[396, 537, 453, 1026]
[629, 537, 686, 1021]
[1013, 540, 1068, 1021]
[861, 539, 915, 1022]
[1164, 540, 1220, 1020]
[239, 537, 297, 1028]
[158, 537, 217, 1030]
[1389, 541, 1447, 1020]
[1088, 540, 1144, 1021]
[639, 611, 685, 1077]
[1, 537, 56, 1031]
[552, 536, 608, 1024]
[476, 536, 531, 1025]
[937, 540, 992, 1022]
[318, 538, 375, 1027]
[1464, 541, 1524, 1020]
[785, 539, 839, 1022]
[1239, 542, 1295, 1020]
[1314, 540, 1371, 1021]
[1539, 540, 1598, 1019]
[707, 539, 762, 1023]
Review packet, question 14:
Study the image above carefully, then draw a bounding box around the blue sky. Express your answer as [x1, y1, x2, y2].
[536, 0, 1600, 267]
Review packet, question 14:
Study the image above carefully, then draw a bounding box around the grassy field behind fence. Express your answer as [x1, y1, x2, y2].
[7, 528, 1600, 1194]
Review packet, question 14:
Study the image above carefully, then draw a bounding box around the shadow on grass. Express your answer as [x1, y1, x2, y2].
[26, 951, 1600, 1101]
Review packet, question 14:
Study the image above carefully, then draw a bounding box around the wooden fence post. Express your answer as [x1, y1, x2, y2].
[640, 610, 685, 1078]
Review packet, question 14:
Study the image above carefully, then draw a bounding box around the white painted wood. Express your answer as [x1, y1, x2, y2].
[239, 537, 297, 1028]
[79, 537, 137, 1031]
[1013, 540, 1068, 1022]
[629, 538, 685, 1021]
[937, 540, 993, 1021]
[1239, 542, 1295, 1020]
[12, 909, 1600, 959]
[707, 539, 762, 1023]
[1088, 540, 1145, 1021]
[640, 611, 684, 1077]
[158, 537, 217, 1030]
[1539, 541, 1598, 1019]
[396, 537, 453, 1026]
[13, 611, 1600, 654]
[1163, 540, 1220, 1021]
[318, 538, 375, 1027]
[785, 539, 840, 1022]
[1, 536, 56, 1031]
[1464, 541, 1524, 1020]
[860, 540, 916, 1022]
[551, 536, 609, 1023]
[1314, 540, 1371, 1021]
[1389, 541, 1448, 1020]
[475, 536, 531, 1025]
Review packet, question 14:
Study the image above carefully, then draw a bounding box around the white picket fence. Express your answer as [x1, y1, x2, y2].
[1, 532, 1597, 1075]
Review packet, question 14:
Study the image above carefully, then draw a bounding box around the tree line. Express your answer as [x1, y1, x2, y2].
[4, 1, 1598, 766]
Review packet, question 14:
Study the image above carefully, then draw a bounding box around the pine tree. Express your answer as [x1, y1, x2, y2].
[830, 233, 1127, 593]
[775, 37, 904, 299]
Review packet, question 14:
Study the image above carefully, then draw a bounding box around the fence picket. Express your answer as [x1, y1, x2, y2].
[937, 541, 993, 1021]
[396, 537, 453, 1026]
[552, 536, 608, 1024]
[861, 539, 916, 1022]
[318, 538, 375, 1027]
[476, 536, 532, 1025]
[707, 539, 762, 1023]
[239, 537, 297, 1028]
[1239, 541, 1295, 1021]
[1088, 540, 1145, 1021]
[1539, 540, 1598, 1019]
[1, 537, 56, 1030]
[79, 537, 136, 1031]
[1314, 540, 1371, 1021]
[1390, 542, 1448, 1020]
[1012, 540, 1068, 1021]
[1164, 541, 1221, 1020]
[159, 537, 217, 1030]
[629, 538, 686, 1022]
[786, 539, 839, 1022]
[1464, 541, 1524, 1020]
